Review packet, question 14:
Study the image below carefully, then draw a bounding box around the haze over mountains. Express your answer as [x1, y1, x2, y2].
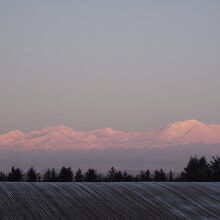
[1, 119, 220, 150]
[0, 119, 220, 171]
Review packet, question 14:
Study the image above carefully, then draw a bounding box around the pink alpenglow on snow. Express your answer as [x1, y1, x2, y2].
[0, 120, 220, 150]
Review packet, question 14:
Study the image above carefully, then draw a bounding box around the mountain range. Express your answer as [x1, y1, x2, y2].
[1, 119, 220, 150]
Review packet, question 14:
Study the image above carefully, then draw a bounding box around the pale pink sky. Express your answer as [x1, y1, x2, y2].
[0, 1, 220, 133]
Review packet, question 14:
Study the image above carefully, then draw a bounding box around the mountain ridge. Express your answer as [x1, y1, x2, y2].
[0, 119, 220, 150]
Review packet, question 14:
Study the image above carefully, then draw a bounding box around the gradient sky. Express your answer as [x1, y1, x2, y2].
[0, 1, 220, 133]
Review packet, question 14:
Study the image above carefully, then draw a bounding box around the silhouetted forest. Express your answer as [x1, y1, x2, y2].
[0, 155, 220, 182]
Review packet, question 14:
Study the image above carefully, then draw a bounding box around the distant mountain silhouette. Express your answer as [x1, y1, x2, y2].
[0, 119, 220, 150]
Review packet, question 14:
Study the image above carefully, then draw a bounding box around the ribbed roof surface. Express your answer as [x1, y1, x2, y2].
[0, 182, 220, 219]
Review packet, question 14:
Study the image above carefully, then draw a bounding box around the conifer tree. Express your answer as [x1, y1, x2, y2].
[59, 167, 73, 182]
[84, 168, 97, 182]
[75, 168, 84, 182]
[27, 167, 37, 182]
[8, 166, 23, 181]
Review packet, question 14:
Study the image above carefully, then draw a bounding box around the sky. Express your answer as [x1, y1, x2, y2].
[0, 0, 220, 133]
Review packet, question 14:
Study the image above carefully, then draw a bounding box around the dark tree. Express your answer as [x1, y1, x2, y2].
[59, 167, 73, 182]
[140, 169, 151, 181]
[198, 156, 211, 181]
[114, 170, 123, 182]
[159, 169, 167, 181]
[75, 168, 84, 182]
[145, 169, 151, 181]
[27, 167, 37, 182]
[0, 171, 7, 181]
[122, 170, 133, 182]
[51, 168, 58, 182]
[183, 155, 211, 181]
[43, 169, 52, 182]
[210, 156, 220, 181]
[8, 166, 23, 181]
[43, 168, 57, 182]
[107, 167, 117, 182]
[169, 170, 173, 182]
[85, 168, 97, 182]
[153, 169, 166, 181]
[140, 170, 145, 181]
[153, 170, 160, 181]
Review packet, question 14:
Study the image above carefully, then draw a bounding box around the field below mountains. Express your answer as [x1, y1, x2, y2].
[0, 182, 220, 219]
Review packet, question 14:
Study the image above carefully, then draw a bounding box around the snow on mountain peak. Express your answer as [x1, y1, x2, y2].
[43, 125, 74, 132]
[154, 119, 220, 146]
[0, 130, 25, 145]
[0, 130, 25, 138]
[92, 127, 116, 136]
[168, 119, 204, 128]
[0, 119, 220, 149]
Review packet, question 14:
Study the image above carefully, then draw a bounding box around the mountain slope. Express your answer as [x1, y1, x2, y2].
[148, 119, 220, 147]
[0, 119, 220, 150]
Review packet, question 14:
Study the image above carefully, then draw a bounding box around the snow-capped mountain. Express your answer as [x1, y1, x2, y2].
[147, 119, 220, 147]
[0, 119, 220, 150]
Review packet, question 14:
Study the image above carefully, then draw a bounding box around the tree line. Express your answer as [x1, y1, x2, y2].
[0, 155, 220, 182]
